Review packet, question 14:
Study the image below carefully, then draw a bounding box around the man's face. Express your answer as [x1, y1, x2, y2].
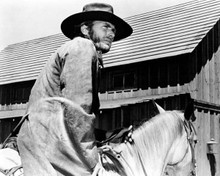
[89, 21, 116, 53]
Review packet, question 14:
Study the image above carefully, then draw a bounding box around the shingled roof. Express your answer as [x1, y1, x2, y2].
[0, 0, 220, 85]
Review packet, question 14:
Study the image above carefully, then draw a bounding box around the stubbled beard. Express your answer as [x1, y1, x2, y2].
[89, 30, 110, 53]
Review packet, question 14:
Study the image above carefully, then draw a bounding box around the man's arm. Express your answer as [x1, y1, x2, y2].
[59, 37, 97, 114]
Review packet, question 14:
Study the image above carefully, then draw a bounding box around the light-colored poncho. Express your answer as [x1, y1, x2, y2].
[18, 37, 101, 176]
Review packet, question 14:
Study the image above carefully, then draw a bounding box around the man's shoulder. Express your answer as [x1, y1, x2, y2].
[58, 37, 96, 56]
[63, 37, 95, 49]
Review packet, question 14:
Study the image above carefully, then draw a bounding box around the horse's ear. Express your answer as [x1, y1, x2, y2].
[150, 100, 165, 114]
[184, 100, 196, 121]
[155, 102, 166, 113]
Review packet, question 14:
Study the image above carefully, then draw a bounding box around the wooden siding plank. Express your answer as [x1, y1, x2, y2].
[214, 46, 220, 105]
[209, 31, 215, 104]
[195, 110, 211, 176]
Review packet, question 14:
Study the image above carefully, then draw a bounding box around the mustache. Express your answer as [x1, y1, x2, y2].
[105, 36, 114, 42]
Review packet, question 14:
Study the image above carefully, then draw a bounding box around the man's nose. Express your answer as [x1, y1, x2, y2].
[108, 30, 115, 40]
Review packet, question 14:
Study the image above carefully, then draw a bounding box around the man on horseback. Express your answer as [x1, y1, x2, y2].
[17, 3, 132, 175]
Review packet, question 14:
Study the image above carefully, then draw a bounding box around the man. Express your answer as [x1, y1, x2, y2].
[17, 3, 132, 176]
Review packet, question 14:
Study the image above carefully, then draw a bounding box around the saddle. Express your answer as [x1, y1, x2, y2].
[96, 126, 133, 147]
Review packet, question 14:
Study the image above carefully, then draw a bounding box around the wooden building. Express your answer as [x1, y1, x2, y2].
[0, 0, 220, 175]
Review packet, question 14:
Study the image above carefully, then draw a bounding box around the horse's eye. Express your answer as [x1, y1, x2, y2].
[194, 139, 198, 144]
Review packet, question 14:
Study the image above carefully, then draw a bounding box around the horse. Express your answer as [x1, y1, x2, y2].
[16, 97, 196, 176]
[94, 110, 197, 176]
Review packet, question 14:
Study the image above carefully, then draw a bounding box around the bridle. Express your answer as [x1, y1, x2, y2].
[166, 119, 197, 176]
[183, 119, 197, 176]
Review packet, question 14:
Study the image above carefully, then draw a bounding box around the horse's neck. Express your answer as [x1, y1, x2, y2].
[115, 120, 181, 176]
[100, 112, 184, 176]
[115, 142, 167, 176]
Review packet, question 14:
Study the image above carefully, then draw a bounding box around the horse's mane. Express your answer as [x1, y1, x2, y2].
[137, 111, 183, 148]
[133, 111, 185, 155]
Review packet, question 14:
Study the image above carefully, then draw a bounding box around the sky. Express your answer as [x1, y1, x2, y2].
[0, 0, 193, 50]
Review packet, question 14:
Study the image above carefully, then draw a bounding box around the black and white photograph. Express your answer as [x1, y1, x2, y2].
[0, 0, 220, 175]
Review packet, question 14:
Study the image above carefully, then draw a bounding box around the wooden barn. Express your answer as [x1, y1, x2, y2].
[0, 0, 220, 175]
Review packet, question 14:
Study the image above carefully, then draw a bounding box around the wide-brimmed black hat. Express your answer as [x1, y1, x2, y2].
[61, 3, 133, 41]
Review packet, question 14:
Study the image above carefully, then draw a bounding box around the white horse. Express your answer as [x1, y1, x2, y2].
[15, 97, 196, 176]
[93, 110, 196, 176]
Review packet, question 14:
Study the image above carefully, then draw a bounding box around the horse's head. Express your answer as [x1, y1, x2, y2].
[165, 104, 197, 176]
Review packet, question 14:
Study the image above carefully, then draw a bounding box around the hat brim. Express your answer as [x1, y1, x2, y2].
[61, 11, 133, 41]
